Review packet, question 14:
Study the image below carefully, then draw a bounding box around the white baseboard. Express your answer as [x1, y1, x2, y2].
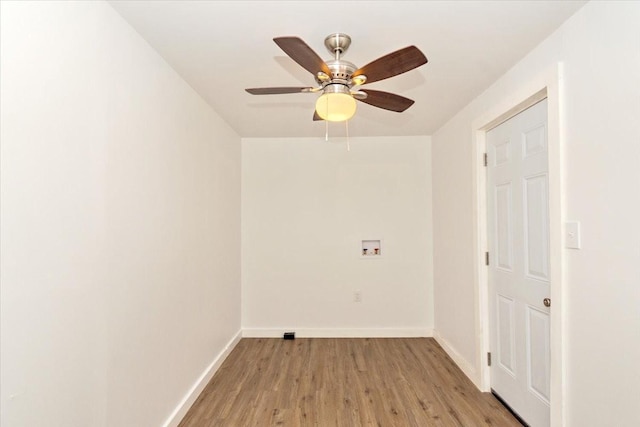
[162, 330, 242, 427]
[433, 329, 482, 390]
[242, 328, 433, 338]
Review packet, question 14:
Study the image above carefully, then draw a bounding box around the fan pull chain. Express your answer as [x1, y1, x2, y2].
[325, 119, 329, 141]
[324, 95, 331, 141]
[346, 120, 350, 152]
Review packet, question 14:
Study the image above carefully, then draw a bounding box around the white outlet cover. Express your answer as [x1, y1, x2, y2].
[565, 221, 581, 249]
[354, 290, 362, 302]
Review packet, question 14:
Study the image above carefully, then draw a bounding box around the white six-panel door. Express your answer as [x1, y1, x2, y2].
[487, 99, 550, 427]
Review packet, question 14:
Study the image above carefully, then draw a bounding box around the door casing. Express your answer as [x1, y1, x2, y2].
[470, 64, 564, 427]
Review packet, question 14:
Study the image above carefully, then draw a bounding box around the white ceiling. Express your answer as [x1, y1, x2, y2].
[110, 1, 586, 138]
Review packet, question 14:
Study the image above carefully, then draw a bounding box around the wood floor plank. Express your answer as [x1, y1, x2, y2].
[178, 338, 522, 427]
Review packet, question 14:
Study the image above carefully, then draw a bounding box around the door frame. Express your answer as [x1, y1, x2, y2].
[471, 63, 565, 426]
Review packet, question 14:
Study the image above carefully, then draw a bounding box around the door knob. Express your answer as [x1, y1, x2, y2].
[543, 298, 551, 307]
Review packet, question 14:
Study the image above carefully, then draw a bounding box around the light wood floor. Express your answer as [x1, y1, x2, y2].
[179, 338, 521, 426]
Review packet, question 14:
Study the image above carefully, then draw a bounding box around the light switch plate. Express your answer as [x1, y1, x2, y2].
[565, 221, 581, 249]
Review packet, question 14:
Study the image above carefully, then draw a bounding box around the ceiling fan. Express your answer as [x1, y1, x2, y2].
[245, 33, 428, 122]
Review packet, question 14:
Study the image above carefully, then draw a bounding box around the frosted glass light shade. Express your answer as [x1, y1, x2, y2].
[315, 92, 357, 122]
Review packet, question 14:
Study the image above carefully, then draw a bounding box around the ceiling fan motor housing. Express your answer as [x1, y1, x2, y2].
[321, 83, 351, 96]
[322, 59, 357, 84]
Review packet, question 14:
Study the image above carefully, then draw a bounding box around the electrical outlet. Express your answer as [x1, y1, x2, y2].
[354, 290, 362, 302]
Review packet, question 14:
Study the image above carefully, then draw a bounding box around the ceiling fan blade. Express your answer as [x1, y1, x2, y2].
[352, 46, 427, 84]
[245, 87, 313, 95]
[313, 111, 323, 121]
[273, 37, 332, 76]
[357, 89, 415, 112]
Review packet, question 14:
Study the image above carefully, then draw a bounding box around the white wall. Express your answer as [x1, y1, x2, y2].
[0, 2, 241, 426]
[432, 1, 640, 426]
[242, 136, 433, 337]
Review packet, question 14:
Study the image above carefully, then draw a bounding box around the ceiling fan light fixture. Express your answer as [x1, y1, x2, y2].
[315, 85, 356, 122]
[352, 74, 367, 86]
[246, 35, 427, 124]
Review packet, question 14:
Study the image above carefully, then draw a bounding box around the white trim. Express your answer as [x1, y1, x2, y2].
[471, 63, 564, 426]
[162, 330, 243, 427]
[242, 328, 433, 338]
[433, 329, 481, 390]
